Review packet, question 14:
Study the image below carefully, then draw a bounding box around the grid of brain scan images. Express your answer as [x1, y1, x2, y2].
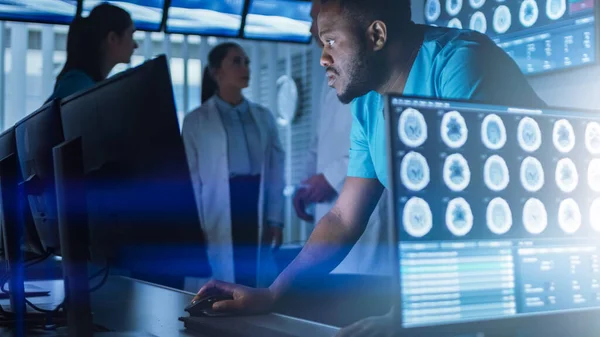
[423, 0, 596, 74]
[391, 98, 600, 242]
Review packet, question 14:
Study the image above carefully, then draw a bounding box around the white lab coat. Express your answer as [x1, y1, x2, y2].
[304, 77, 391, 275]
[181, 96, 285, 287]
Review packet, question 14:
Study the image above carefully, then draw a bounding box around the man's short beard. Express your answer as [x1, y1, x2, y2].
[337, 45, 385, 105]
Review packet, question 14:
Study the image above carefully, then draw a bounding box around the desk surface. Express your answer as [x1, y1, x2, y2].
[0, 277, 340, 337]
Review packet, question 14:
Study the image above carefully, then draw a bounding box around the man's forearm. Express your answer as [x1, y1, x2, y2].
[268, 208, 362, 301]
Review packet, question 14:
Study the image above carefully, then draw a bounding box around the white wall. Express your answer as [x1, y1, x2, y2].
[410, 0, 599, 110]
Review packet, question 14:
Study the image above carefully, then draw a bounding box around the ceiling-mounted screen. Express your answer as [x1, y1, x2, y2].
[82, 0, 165, 32]
[0, 0, 78, 25]
[243, 0, 312, 43]
[165, 0, 244, 37]
[424, 0, 596, 76]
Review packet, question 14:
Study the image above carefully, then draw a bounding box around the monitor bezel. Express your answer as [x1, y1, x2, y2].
[384, 93, 600, 336]
[240, 0, 312, 45]
[80, 0, 166, 32]
[0, 0, 79, 26]
[421, 0, 600, 78]
[163, 0, 247, 38]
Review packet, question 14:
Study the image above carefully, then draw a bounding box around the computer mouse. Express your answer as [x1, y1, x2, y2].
[185, 290, 234, 317]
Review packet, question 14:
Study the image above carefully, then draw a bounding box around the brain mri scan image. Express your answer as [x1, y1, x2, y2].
[519, 0, 539, 28]
[481, 114, 507, 150]
[588, 158, 600, 192]
[470, 11, 487, 33]
[590, 198, 600, 232]
[486, 197, 513, 235]
[398, 108, 428, 148]
[469, 0, 485, 9]
[400, 151, 430, 191]
[493, 5, 512, 34]
[425, 0, 442, 22]
[558, 198, 581, 234]
[585, 122, 600, 154]
[446, 197, 474, 236]
[520, 156, 545, 192]
[555, 158, 579, 193]
[443, 153, 471, 192]
[484, 155, 510, 192]
[441, 111, 468, 148]
[552, 119, 575, 153]
[446, 0, 463, 16]
[523, 198, 548, 235]
[518, 117, 542, 152]
[403, 197, 433, 238]
[546, 0, 566, 20]
[448, 18, 463, 29]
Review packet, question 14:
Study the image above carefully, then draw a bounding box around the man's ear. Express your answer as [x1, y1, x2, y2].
[367, 20, 387, 51]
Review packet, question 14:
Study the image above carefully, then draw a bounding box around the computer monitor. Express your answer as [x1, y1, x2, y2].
[165, 0, 245, 37]
[59, 54, 211, 278]
[0, 127, 45, 258]
[242, 0, 312, 43]
[0, 0, 78, 25]
[82, 0, 166, 32]
[385, 95, 600, 336]
[15, 99, 64, 254]
[423, 0, 597, 75]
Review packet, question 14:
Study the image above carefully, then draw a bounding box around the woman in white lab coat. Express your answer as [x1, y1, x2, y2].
[182, 43, 284, 287]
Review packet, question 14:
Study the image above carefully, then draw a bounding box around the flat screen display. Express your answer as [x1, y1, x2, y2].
[387, 95, 600, 329]
[0, 0, 78, 25]
[424, 0, 596, 75]
[166, 0, 244, 37]
[82, 0, 165, 32]
[243, 0, 312, 43]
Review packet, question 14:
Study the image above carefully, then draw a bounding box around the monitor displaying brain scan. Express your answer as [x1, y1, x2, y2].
[423, 0, 596, 75]
[387, 95, 600, 330]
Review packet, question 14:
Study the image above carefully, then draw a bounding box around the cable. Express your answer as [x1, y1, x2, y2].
[89, 264, 109, 292]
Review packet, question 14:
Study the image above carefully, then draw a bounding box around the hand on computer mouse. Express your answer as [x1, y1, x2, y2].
[334, 307, 396, 337]
[192, 279, 275, 315]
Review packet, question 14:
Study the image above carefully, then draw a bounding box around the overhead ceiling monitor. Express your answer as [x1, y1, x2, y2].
[82, 0, 165, 32]
[166, 0, 245, 37]
[243, 0, 312, 43]
[424, 0, 597, 76]
[0, 0, 78, 25]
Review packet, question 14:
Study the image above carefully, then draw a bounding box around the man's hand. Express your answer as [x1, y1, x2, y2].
[335, 309, 396, 337]
[262, 224, 283, 252]
[303, 174, 337, 203]
[293, 188, 314, 222]
[192, 280, 276, 315]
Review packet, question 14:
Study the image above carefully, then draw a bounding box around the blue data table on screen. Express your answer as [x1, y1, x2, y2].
[0, 0, 77, 25]
[424, 0, 596, 76]
[82, 0, 165, 31]
[243, 0, 312, 43]
[166, 0, 244, 37]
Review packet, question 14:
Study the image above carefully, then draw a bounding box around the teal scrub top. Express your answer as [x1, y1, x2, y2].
[47, 69, 95, 102]
[347, 25, 546, 189]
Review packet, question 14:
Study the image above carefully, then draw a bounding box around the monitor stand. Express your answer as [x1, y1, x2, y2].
[53, 138, 153, 337]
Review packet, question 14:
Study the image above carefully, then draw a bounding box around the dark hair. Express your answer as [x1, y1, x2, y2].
[201, 42, 243, 104]
[55, 3, 132, 86]
[320, 0, 412, 32]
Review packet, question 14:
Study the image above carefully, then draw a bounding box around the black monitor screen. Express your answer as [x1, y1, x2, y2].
[59, 55, 210, 278]
[166, 0, 244, 36]
[82, 0, 165, 32]
[0, 0, 77, 25]
[386, 95, 600, 331]
[423, 0, 596, 75]
[243, 0, 312, 43]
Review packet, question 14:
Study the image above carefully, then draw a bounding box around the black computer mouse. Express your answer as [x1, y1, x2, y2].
[185, 290, 234, 317]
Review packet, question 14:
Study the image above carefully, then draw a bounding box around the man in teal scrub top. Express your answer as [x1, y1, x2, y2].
[193, 0, 545, 334]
